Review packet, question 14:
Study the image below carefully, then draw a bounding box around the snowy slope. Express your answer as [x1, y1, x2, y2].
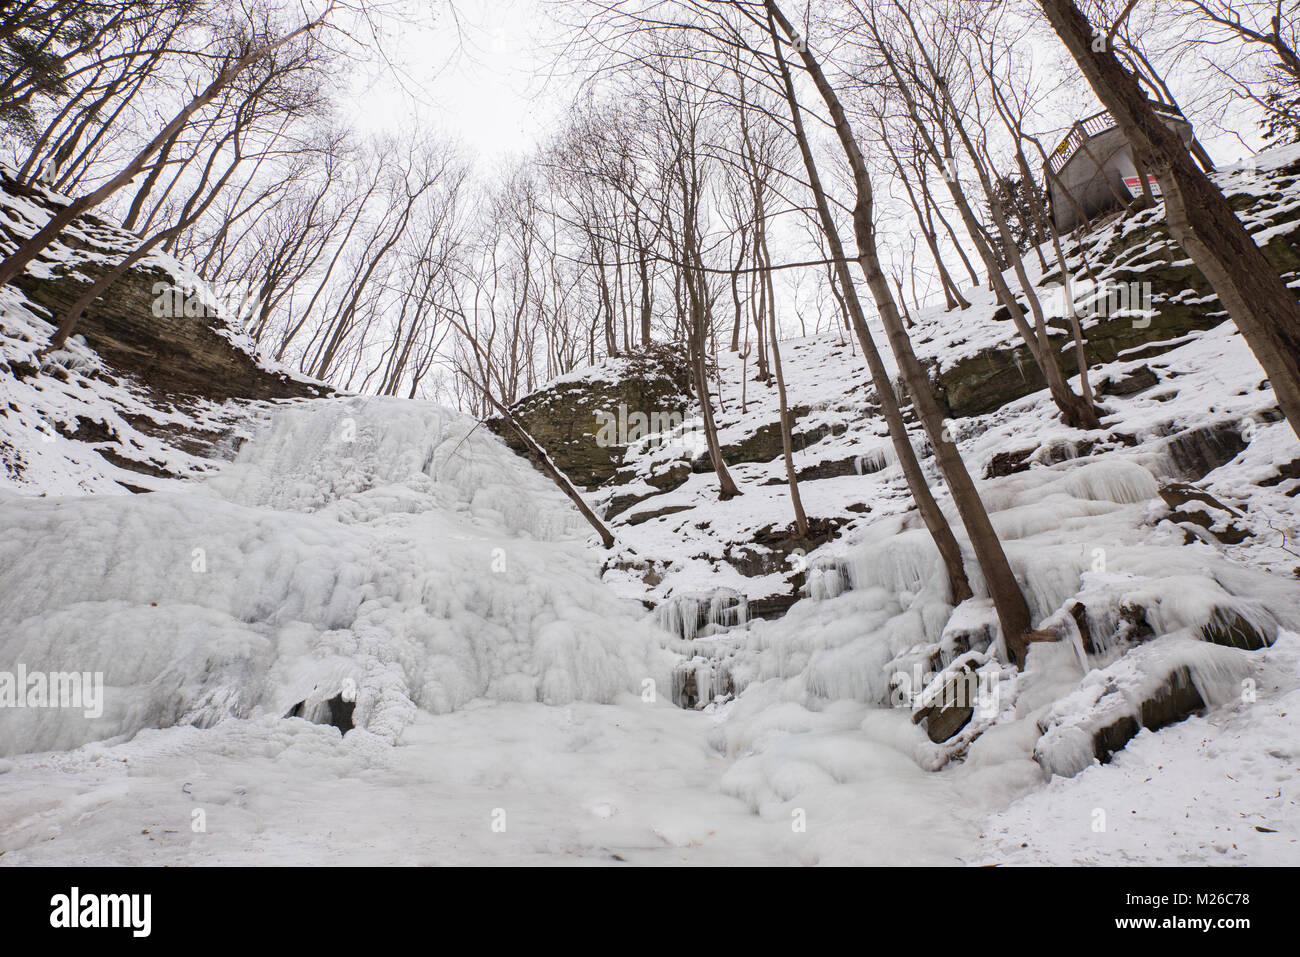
[977, 632, 1300, 865]
[0, 169, 325, 497]
[0, 394, 1025, 867]
[1, 371, 1295, 865]
[0, 280, 256, 495]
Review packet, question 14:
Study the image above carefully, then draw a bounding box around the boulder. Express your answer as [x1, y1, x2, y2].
[489, 346, 692, 489]
[1097, 364, 1159, 397]
[1155, 421, 1248, 481]
[1088, 665, 1203, 765]
[912, 661, 982, 744]
[985, 447, 1035, 478]
[1158, 482, 1252, 545]
[1034, 637, 1252, 777]
[1199, 608, 1275, 651]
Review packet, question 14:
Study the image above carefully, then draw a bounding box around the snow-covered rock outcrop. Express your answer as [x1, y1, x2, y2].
[0, 168, 326, 496]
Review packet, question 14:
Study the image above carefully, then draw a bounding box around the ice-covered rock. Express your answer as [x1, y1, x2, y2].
[1033, 635, 1254, 778]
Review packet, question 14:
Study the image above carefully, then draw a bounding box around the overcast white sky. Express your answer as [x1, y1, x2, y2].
[338, 0, 572, 168]
[321, 0, 1268, 321]
[333, 0, 1266, 167]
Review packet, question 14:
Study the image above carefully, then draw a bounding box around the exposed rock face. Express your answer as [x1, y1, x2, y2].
[723, 517, 847, 580]
[985, 447, 1036, 479]
[1097, 364, 1158, 397]
[1, 172, 327, 492]
[928, 167, 1300, 419]
[1158, 481, 1253, 546]
[1087, 665, 1205, 765]
[13, 262, 317, 403]
[1, 174, 320, 405]
[928, 285, 1227, 419]
[488, 346, 692, 489]
[715, 410, 847, 470]
[1154, 420, 1249, 482]
[1199, 608, 1275, 651]
[1260, 456, 1300, 492]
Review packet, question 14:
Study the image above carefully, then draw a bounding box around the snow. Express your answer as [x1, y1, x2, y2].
[978, 632, 1300, 865]
[3, 150, 1300, 866]
[13, 387, 1288, 865]
[654, 589, 748, 642]
[0, 397, 674, 757]
[0, 282, 244, 496]
[1034, 635, 1256, 778]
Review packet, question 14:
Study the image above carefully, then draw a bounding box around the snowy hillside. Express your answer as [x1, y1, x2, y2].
[2, 144, 1300, 869]
[3, 280, 1299, 866]
[0, 169, 324, 496]
[597, 147, 1300, 620]
[572, 318, 1300, 864]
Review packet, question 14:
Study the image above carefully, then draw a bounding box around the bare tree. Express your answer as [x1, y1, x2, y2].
[1040, 0, 1300, 439]
[653, 57, 743, 499]
[857, 0, 1100, 429]
[0, 4, 336, 289]
[734, 69, 807, 531]
[760, 0, 976, 606]
[765, 0, 1047, 665]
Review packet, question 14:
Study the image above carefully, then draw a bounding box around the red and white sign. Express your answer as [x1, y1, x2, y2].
[1123, 175, 1162, 196]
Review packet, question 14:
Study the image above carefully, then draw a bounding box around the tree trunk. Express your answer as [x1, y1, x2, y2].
[769, 0, 1047, 664]
[1039, 0, 1300, 440]
[491, 396, 616, 549]
[767, 3, 973, 607]
[761, 229, 809, 537]
[0, 18, 324, 288]
[689, 302, 742, 500]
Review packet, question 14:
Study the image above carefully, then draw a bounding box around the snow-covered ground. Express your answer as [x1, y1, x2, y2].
[1, 390, 1296, 865]
[0, 700, 995, 866]
[980, 632, 1300, 865]
[0, 396, 1001, 866]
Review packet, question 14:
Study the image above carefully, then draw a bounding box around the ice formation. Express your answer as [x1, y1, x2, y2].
[0, 397, 673, 756]
[654, 588, 749, 641]
[710, 450, 1300, 788]
[1033, 635, 1255, 778]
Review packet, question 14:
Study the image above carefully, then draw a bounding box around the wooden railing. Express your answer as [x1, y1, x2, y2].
[1048, 102, 1186, 174]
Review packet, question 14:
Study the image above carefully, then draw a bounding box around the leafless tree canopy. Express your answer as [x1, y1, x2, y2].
[3, 0, 1299, 588]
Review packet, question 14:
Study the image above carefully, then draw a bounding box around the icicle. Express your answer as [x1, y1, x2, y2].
[1060, 460, 1159, 505]
[653, 588, 748, 641]
[843, 528, 943, 596]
